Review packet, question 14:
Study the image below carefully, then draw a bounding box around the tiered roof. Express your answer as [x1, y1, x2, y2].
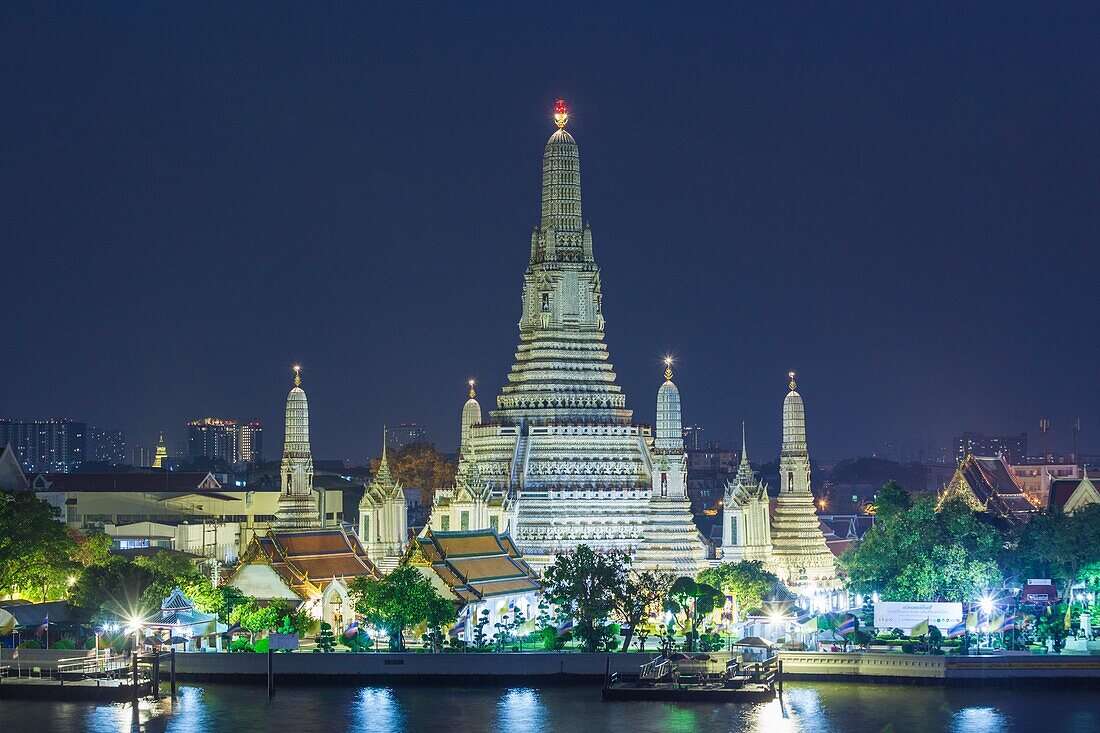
[941, 455, 1037, 522]
[416, 529, 540, 602]
[239, 526, 379, 600]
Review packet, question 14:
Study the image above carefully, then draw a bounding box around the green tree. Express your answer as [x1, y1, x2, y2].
[698, 561, 784, 623]
[611, 569, 674, 653]
[350, 566, 455, 651]
[70, 556, 155, 621]
[542, 545, 629, 652]
[1012, 505, 1100, 619]
[841, 493, 1005, 602]
[666, 577, 724, 651]
[231, 599, 305, 636]
[315, 622, 337, 653]
[0, 491, 76, 600]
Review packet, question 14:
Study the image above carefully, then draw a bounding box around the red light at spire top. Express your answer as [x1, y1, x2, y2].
[553, 99, 569, 129]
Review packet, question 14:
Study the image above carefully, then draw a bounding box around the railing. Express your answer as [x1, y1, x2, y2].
[57, 654, 128, 679]
[638, 657, 673, 682]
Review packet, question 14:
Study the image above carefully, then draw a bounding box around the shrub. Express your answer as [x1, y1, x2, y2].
[84, 637, 98, 650]
[18, 640, 42, 649]
[253, 637, 270, 654]
[54, 639, 76, 650]
[901, 642, 914, 654]
[229, 638, 254, 653]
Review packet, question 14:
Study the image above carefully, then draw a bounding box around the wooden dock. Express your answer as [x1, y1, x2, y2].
[0, 651, 175, 702]
[601, 653, 780, 703]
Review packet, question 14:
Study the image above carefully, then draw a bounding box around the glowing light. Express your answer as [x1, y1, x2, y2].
[768, 611, 785, 626]
[979, 594, 994, 615]
[67, 575, 77, 586]
[553, 99, 569, 129]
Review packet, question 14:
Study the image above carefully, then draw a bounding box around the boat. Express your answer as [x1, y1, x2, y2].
[601, 651, 780, 702]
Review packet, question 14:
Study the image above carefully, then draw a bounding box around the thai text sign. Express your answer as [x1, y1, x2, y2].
[874, 602, 962, 632]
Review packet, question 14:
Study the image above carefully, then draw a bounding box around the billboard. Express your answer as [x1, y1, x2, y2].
[873, 601, 963, 632]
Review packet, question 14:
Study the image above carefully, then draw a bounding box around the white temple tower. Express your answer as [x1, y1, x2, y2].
[455, 101, 704, 569]
[768, 372, 837, 589]
[460, 379, 482, 452]
[720, 423, 773, 563]
[359, 432, 408, 572]
[275, 366, 321, 530]
[635, 360, 707, 574]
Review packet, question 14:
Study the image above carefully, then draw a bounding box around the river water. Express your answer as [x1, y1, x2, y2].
[1, 681, 1098, 733]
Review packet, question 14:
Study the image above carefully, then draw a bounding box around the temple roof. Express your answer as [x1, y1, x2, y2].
[233, 526, 379, 601]
[941, 455, 1037, 522]
[416, 528, 540, 600]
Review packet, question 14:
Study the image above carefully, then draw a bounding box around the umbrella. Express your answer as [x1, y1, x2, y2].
[669, 652, 690, 661]
[692, 653, 714, 661]
[731, 636, 774, 648]
[0, 609, 15, 636]
[143, 636, 164, 646]
[165, 636, 189, 645]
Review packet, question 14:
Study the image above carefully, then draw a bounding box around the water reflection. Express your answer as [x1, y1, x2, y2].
[949, 707, 1008, 733]
[351, 687, 404, 733]
[2, 681, 1099, 733]
[495, 688, 546, 733]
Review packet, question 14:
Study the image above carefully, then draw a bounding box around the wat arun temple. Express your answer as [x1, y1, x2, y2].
[424, 101, 838, 589]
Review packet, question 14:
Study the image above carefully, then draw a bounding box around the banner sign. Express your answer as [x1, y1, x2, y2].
[268, 633, 299, 650]
[874, 601, 962, 632]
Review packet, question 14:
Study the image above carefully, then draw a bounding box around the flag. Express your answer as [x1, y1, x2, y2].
[556, 619, 574, 636]
[910, 619, 929, 637]
[449, 623, 464, 639]
[978, 608, 991, 632]
[837, 614, 857, 636]
[965, 612, 978, 632]
[223, 622, 242, 636]
[997, 614, 1016, 633]
[947, 620, 966, 638]
[35, 615, 49, 637]
[343, 620, 360, 639]
[990, 613, 1005, 634]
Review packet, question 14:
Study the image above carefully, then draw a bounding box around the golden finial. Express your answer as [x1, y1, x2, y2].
[293, 365, 301, 387]
[468, 379, 476, 399]
[554, 99, 569, 129]
[664, 357, 673, 381]
[788, 370, 797, 390]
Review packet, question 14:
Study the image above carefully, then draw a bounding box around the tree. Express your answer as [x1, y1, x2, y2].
[542, 545, 629, 652]
[666, 577, 724, 652]
[612, 569, 674, 653]
[350, 566, 455, 651]
[315, 622, 337, 653]
[0, 490, 76, 600]
[70, 556, 155, 621]
[1012, 505, 1100, 620]
[698, 561, 784, 623]
[840, 493, 1005, 602]
[231, 599, 305, 636]
[371, 443, 457, 506]
[871, 480, 911, 520]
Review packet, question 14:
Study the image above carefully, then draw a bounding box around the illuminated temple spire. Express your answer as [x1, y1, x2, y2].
[152, 431, 168, 469]
[461, 380, 482, 452]
[769, 371, 837, 589]
[276, 365, 320, 530]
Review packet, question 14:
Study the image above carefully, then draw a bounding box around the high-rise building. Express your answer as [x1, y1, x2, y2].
[237, 421, 263, 464]
[0, 418, 87, 472]
[187, 418, 239, 465]
[152, 431, 169, 469]
[956, 432, 1028, 463]
[89, 427, 126, 465]
[386, 423, 428, 450]
[682, 425, 705, 451]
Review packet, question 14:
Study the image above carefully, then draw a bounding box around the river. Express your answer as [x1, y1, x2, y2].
[1, 681, 1098, 732]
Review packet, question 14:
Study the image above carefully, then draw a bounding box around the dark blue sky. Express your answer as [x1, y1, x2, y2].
[3, 3, 1098, 463]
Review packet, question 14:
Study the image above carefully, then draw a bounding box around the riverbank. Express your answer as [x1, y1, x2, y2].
[159, 650, 1100, 686]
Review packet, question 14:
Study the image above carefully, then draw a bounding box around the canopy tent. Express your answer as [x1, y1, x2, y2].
[732, 636, 775, 648]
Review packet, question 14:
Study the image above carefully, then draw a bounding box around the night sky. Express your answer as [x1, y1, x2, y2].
[4, 3, 1098, 464]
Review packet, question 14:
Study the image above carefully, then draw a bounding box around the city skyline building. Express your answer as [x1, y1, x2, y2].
[89, 426, 126, 465]
[0, 418, 87, 473]
[386, 423, 429, 450]
[187, 417, 239, 465]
